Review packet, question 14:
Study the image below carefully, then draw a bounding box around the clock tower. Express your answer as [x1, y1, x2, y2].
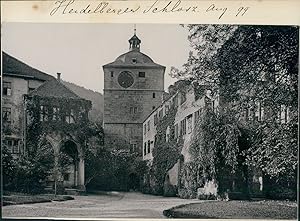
[102, 31, 165, 154]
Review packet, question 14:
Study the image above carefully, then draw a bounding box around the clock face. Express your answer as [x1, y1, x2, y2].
[118, 71, 134, 88]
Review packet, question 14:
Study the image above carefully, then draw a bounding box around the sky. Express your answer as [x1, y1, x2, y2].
[2, 23, 191, 93]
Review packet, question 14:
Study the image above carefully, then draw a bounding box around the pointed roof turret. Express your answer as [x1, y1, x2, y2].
[129, 25, 141, 51]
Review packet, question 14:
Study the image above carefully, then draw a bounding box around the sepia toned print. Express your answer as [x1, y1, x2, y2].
[1, 23, 298, 219]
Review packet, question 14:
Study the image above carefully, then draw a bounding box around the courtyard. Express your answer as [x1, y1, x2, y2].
[2, 192, 197, 218]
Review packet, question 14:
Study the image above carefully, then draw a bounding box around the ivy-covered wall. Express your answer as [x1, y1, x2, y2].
[25, 95, 92, 153]
[142, 104, 184, 196]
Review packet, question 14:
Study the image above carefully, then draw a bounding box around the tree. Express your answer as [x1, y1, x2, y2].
[215, 26, 298, 188]
[2, 146, 17, 190]
[173, 24, 298, 198]
[170, 25, 237, 89]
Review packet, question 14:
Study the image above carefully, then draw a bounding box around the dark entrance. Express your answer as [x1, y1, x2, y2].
[128, 173, 139, 191]
[60, 140, 79, 187]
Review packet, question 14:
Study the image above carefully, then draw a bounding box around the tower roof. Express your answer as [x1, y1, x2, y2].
[103, 32, 165, 69]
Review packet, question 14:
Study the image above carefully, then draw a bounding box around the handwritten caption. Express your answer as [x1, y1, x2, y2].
[49, 0, 250, 20]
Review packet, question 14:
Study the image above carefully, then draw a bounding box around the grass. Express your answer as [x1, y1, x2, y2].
[2, 193, 74, 206]
[163, 200, 297, 219]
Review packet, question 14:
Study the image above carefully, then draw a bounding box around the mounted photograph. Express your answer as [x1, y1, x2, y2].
[1, 23, 298, 219]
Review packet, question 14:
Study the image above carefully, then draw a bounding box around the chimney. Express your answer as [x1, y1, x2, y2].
[57, 73, 61, 82]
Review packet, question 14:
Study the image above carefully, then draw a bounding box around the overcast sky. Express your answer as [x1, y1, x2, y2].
[2, 23, 190, 93]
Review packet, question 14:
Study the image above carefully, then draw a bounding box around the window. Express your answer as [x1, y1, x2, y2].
[175, 123, 178, 138]
[130, 107, 138, 114]
[66, 109, 75, 124]
[278, 105, 290, 124]
[180, 118, 186, 136]
[28, 87, 36, 93]
[154, 114, 158, 125]
[159, 109, 163, 118]
[187, 115, 193, 134]
[3, 107, 12, 122]
[144, 124, 147, 135]
[110, 71, 114, 77]
[254, 101, 264, 122]
[152, 93, 156, 98]
[64, 173, 70, 181]
[166, 126, 170, 142]
[40, 105, 48, 121]
[4, 139, 20, 154]
[52, 107, 60, 121]
[3, 82, 12, 96]
[147, 140, 151, 153]
[144, 143, 147, 155]
[147, 120, 150, 131]
[194, 109, 201, 125]
[132, 58, 137, 64]
[138, 72, 145, 78]
[130, 143, 137, 152]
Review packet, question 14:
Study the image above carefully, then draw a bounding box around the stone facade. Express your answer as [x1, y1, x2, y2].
[2, 52, 55, 156]
[102, 33, 165, 152]
[143, 82, 217, 194]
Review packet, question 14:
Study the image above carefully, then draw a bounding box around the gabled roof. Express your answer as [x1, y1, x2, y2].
[29, 79, 81, 99]
[2, 51, 55, 81]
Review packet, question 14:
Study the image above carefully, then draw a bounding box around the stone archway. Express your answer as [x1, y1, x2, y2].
[59, 139, 85, 190]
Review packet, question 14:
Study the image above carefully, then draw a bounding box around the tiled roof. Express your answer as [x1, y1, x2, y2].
[2, 51, 55, 81]
[29, 79, 81, 99]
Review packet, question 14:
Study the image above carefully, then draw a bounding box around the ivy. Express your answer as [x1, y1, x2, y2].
[25, 95, 92, 154]
[187, 107, 241, 196]
[150, 104, 184, 195]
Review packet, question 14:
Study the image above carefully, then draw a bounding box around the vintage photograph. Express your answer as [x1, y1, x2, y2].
[1, 23, 298, 219]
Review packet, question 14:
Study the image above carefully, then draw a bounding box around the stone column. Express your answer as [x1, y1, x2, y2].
[54, 143, 64, 194]
[78, 157, 85, 191]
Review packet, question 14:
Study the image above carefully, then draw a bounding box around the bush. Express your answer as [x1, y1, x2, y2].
[178, 188, 197, 199]
[164, 184, 178, 197]
[267, 187, 296, 200]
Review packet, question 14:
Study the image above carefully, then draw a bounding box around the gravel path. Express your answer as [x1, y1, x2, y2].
[2, 192, 197, 218]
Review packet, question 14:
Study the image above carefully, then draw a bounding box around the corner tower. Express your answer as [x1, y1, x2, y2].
[102, 31, 165, 154]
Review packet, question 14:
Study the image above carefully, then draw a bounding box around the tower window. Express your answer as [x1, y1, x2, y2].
[3, 107, 12, 123]
[130, 143, 137, 152]
[152, 93, 156, 98]
[138, 72, 145, 78]
[3, 82, 12, 96]
[130, 107, 138, 114]
[111, 71, 114, 77]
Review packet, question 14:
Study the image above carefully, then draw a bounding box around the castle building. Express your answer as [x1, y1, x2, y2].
[102, 32, 165, 153]
[2, 52, 92, 191]
[2, 52, 55, 155]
